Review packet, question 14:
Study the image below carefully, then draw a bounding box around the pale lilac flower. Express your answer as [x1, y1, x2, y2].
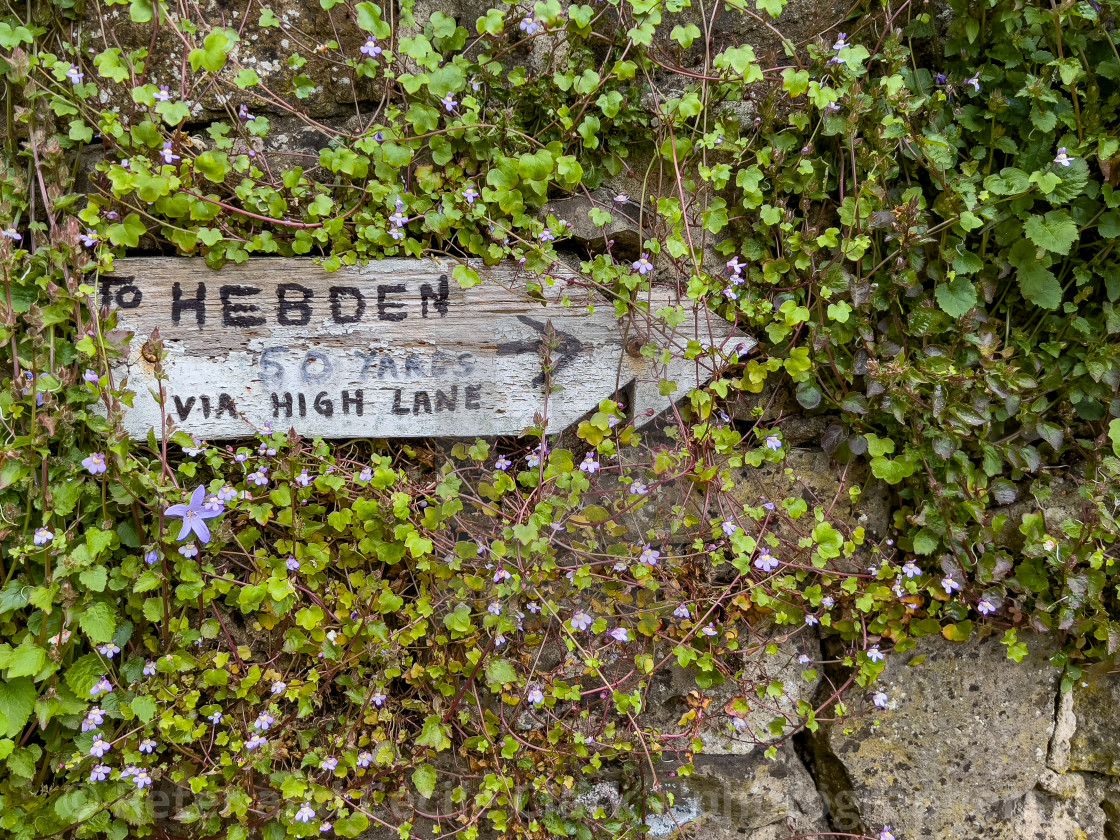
[494, 633, 507, 646]
[1, 228, 21, 241]
[361, 36, 382, 57]
[83, 708, 105, 732]
[763, 501, 776, 511]
[804, 614, 820, 626]
[321, 756, 338, 771]
[579, 453, 600, 474]
[571, 611, 593, 631]
[722, 286, 737, 301]
[526, 601, 541, 613]
[90, 737, 111, 757]
[700, 623, 719, 637]
[831, 32, 848, 51]
[539, 227, 555, 242]
[527, 686, 545, 705]
[83, 369, 100, 384]
[202, 493, 224, 513]
[295, 804, 316, 823]
[820, 595, 835, 608]
[121, 765, 138, 778]
[253, 712, 275, 731]
[216, 484, 237, 503]
[358, 467, 372, 483]
[321, 823, 332, 833]
[441, 93, 457, 111]
[160, 142, 180, 164]
[609, 627, 630, 642]
[526, 450, 542, 468]
[463, 186, 480, 205]
[67, 65, 84, 84]
[144, 660, 157, 676]
[495, 455, 512, 470]
[934, 72, 947, 85]
[487, 600, 502, 616]
[754, 552, 779, 573]
[638, 545, 660, 566]
[866, 646, 885, 663]
[80, 230, 99, 247]
[207, 710, 223, 724]
[872, 691, 888, 708]
[154, 85, 171, 101]
[134, 770, 152, 789]
[139, 738, 157, 754]
[721, 519, 737, 537]
[941, 575, 961, 594]
[179, 543, 198, 559]
[372, 691, 387, 707]
[726, 256, 744, 275]
[90, 677, 112, 696]
[519, 16, 541, 35]
[798, 654, 811, 665]
[246, 734, 267, 749]
[356, 751, 373, 767]
[286, 556, 300, 572]
[614, 192, 630, 203]
[630, 481, 648, 496]
[34, 528, 53, 546]
[632, 254, 654, 275]
[901, 561, 921, 579]
[1054, 147, 1073, 167]
[98, 643, 120, 659]
[235, 453, 249, 463]
[965, 72, 981, 92]
[248, 470, 268, 486]
[388, 211, 407, 228]
[879, 827, 896, 840]
[493, 567, 512, 583]
[296, 470, 311, 487]
[271, 680, 287, 695]
[673, 604, 691, 619]
[976, 598, 996, 615]
[166, 486, 222, 543]
[83, 453, 108, 475]
[90, 764, 110, 782]
[764, 435, 782, 451]
[144, 550, 159, 565]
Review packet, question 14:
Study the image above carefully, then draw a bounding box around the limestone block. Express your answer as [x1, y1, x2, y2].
[1069, 664, 1120, 777]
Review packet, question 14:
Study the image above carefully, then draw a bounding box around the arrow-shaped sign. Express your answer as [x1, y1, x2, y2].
[103, 258, 753, 439]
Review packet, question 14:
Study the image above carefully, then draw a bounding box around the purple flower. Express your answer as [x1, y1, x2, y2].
[700, 623, 719, 637]
[526, 601, 540, 613]
[91, 677, 112, 696]
[144, 550, 159, 565]
[295, 804, 316, 823]
[372, 691, 387, 706]
[519, 16, 541, 35]
[34, 528, 53, 546]
[804, 614, 820, 626]
[754, 552, 779, 572]
[90, 764, 110, 782]
[155, 85, 172, 101]
[872, 691, 888, 708]
[216, 484, 237, 503]
[166, 486, 222, 543]
[820, 595, 835, 608]
[764, 434, 782, 451]
[98, 643, 120, 659]
[238, 103, 252, 122]
[80, 230, 99, 247]
[1, 228, 21, 241]
[320, 756, 338, 771]
[831, 32, 848, 51]
[246, 734, 267, 750]
[941, 575, 961, 594]
[495, 455, 512, 471]
[144, 660, 157, 676]
[879, 827, 896, 840]
[579, 453, 600, 474]
[253, 712, 274, 731]
[248, 471, 268, 486]
[441, 93, 457, 112]
[539, 227, 555, 242]
[83, 708, 105, 732]
[356, 751, 373, 767]
[235, 453, 249, 463]
[463, 186, 480, 205]
[493, 567, 511, 583]
[673, 604, 691, 619]
[965, 72, 981, 92]
[527, 686, 545, 705]
[638, 545, 660, 566]
[901, 561, 920, 578]
[134, 770, 153, 789]
[866, 646, 885, 663]
[726, 256, 745, 275]
[179, 543, 198, 558]
[83, 369, 100, 384]
[90, 737, 111, 757]
[934, 72, 947, 85]
[632, 254, 654, 275]
[609, 627, 630, 642]
[1054, 147, 1073, 167]
[296, 470, 311, 487]
[976, 598, 996, 615]
[629, 481, 648, 496]
[721, 519, 737, 537]
[67, 65, 84, 84]
[83, 453, 108, 475]
[388, 211, 407, 228]
[286, 556, 300, 572]
[207, 710, 223, 724]
[360, 36, 382, 57]
[488, 600, 502, 616]
[139, 738, 157, 754]
[614, 192, 630, 203]
[798, 654, 811, 665]
[271, 680, 287, 694]
[571, 611, 593, 631]
[160, 142, 180, 165]
[358, 467, 373, 483]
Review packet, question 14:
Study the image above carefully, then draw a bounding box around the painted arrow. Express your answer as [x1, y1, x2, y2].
[104, 258, 754, 439]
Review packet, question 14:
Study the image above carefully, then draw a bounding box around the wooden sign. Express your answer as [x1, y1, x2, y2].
[103, 258, 753, 439]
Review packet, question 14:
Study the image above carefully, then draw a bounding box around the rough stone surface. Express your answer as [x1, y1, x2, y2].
[654, 745, 829, 839]
[809, 632, 1062, 840]
[1068, 664, 1120, 777]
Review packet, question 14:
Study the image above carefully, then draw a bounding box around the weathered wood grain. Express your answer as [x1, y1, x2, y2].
[104, 258, 752, 439]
